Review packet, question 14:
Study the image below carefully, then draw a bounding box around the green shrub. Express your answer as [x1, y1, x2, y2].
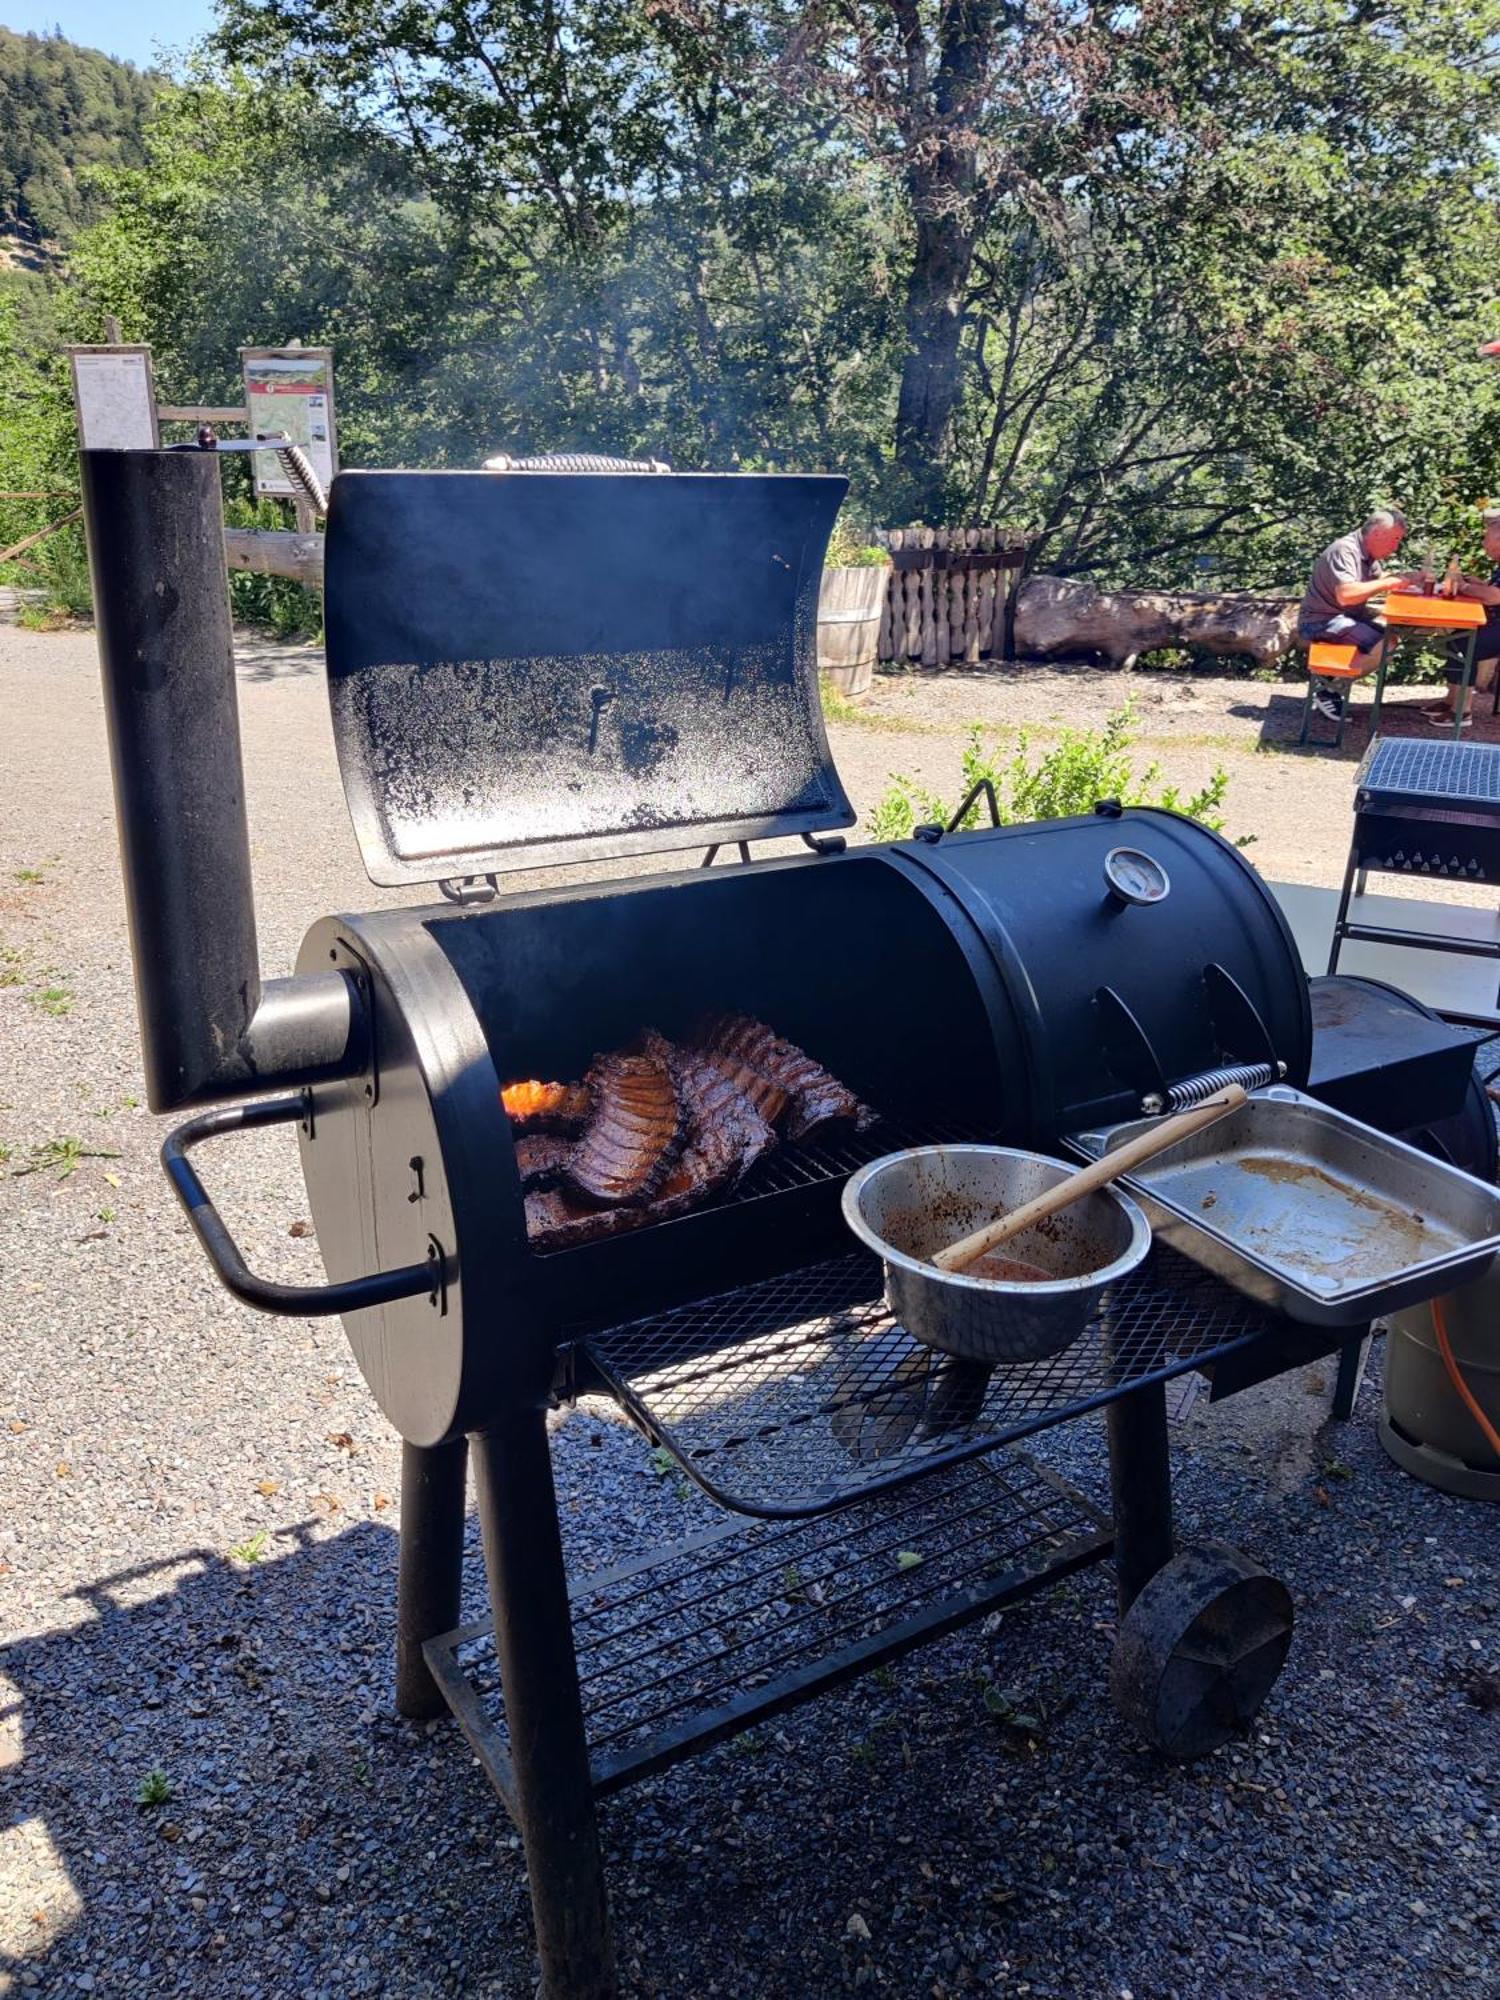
[868, 704, 1243, 844]
[825, 515, 890, 569]
[10, 522, 93, 623]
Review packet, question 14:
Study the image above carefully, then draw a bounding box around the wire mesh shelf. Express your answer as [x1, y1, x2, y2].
[574, 1246, 1280, 1518]
[425, 1450, 1110, 1805]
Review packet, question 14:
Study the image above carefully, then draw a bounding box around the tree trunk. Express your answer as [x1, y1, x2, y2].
[893, 206, 975, 519]
[888, 0, 995, 520]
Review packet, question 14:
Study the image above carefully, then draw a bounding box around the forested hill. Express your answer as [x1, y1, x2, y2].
[0, 26, 158, 266]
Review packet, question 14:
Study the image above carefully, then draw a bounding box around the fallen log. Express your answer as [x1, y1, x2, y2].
[1014, 576, 1298, 671]
[223, 527, 325, 589]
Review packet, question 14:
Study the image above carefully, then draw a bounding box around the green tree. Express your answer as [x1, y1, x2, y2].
[0, 26, 158, 256]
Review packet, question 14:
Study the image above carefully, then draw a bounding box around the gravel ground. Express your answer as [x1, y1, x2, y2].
[1, 623, 1497, 1999]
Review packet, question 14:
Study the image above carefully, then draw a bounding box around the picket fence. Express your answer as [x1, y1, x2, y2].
[874, 525, 1032, 665]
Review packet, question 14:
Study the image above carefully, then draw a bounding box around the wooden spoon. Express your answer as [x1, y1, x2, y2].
[932, 1085, 1248, 1277]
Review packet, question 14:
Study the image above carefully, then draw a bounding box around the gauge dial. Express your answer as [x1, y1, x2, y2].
[1104, 846, 1170, 907]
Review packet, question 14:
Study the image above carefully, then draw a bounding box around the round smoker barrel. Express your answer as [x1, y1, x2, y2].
[1382, 1283, 1500, 1502]
[901, 807, 1311, 1142]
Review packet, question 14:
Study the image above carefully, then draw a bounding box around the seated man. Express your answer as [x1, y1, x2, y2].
[1298, 510, 1427, 721]
[1423, 506, 1500, 727]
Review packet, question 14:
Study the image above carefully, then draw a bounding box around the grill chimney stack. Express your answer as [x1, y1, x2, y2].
[81, 447, 359, 1111]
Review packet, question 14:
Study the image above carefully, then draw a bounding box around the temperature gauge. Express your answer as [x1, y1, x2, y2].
[1104, 846, 1170, 908]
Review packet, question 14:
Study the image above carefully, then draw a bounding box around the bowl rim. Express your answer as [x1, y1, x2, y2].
[841, 1143, 1152, 1297]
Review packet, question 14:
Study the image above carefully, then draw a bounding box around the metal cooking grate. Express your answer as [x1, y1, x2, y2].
[424, 1450, 1110, 1803]
[1361, 739, 1500, 807]
[576, 1246, 1277, 1518]
[733, 1116, 976, 1198]
[532, 1117, 986, 1256]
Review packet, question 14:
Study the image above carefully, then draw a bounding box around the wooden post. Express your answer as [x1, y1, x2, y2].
[977, 528, 997, 662]
[903, 534, 921, 663]
[878, 531, 898, 661]
[917, 528, 935, 666]
[222, 527, 325, 587]
[940, 528, 956, 663]
[960, 528, 977, 662]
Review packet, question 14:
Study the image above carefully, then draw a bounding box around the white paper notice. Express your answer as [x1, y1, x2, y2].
[72, 351, 157, 450]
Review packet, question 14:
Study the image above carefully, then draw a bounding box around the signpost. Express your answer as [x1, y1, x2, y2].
[240, 347, 337, 519]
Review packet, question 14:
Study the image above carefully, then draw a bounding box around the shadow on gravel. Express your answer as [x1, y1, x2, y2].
[4, 1432, 1496, 1996]
[1236, 685, 1500, 759]
[0, 1518, 531, 1994]
[234, 636, 324, 683]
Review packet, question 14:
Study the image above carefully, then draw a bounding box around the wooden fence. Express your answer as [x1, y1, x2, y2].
[876, 526, 1032, 666]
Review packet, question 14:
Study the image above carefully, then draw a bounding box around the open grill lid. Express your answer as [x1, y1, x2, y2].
[323, 467, 855, 888]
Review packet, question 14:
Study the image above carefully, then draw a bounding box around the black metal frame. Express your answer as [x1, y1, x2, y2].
[398, 1247, 1358, 2000]
[1327, 740, 1500, 1004]
[570, 1246, 1283, 1519]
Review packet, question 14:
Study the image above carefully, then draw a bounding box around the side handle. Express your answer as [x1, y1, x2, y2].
[161, 1093, 439, 1317]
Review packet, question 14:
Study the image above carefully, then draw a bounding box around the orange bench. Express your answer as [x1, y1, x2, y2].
[1299, 640, 1372, 748]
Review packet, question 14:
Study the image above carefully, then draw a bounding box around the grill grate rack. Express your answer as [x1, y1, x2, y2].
[572, 1246, 1281, 1519]
[424, 1450, 1110, 1807]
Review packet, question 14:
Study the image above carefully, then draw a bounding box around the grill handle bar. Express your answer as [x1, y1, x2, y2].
[161, 1093, 438, 1317]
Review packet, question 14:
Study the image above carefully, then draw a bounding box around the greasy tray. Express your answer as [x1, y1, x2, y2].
[1067, 1087, 1500, 1326]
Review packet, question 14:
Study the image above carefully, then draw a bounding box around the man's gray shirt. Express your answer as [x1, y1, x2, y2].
[1301, 530, 1379, 626]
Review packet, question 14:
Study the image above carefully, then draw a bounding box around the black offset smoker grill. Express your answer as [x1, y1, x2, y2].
[82, 449, 1452, 1998]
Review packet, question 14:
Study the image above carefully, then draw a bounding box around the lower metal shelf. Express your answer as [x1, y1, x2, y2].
[425, 1450, 1110, 1810]
[571, 1246, 1278, 1518]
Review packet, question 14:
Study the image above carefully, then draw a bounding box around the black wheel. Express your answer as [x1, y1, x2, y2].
[1109, 1542, 1294, 1761]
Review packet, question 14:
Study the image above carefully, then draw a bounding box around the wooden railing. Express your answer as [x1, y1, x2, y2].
[876, 526, 1031, 665]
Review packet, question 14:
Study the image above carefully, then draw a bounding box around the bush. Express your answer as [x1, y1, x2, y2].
[825, 515, 890, 569]
[12, 522, 93, 625]
[868, 704, 1243, 844]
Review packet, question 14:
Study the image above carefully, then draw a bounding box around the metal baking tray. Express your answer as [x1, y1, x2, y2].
[1067, 1086, 1500, 1326]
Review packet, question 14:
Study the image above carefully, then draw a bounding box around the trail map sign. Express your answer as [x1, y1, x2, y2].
[241, 347, 337, 499]
[68, 346, 160, 450]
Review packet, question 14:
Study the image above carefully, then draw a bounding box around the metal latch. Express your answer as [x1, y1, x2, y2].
[438, 874, 501, 905]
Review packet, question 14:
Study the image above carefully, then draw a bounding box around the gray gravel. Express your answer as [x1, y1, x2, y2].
[1, 622, 1497, 1998]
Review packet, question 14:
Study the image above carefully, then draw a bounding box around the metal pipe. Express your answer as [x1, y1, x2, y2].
[80, 448, 356, 1109]
[396, 1437, 469, 1719]
[470, 1417, 616, 1999]
[1106, 1380, 1175, 1615]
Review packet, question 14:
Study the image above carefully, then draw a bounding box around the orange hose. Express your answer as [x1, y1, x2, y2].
[1431, 1295, 1500, 1461]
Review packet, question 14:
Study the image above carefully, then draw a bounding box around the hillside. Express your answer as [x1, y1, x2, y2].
[0, 25, 158, 268]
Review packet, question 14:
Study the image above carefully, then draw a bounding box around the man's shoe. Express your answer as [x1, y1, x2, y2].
[1311, 689, 1341, 722]
[1423, 705, 1471, 727]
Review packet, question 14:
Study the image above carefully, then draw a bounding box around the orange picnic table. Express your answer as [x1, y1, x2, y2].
[1371, 591, 1487, 736]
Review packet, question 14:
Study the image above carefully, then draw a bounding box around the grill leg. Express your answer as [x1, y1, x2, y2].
[1107, 1380, 1174, 1616]
[396, 1436, 469, 1719]
[1326, 837, 1361, 976]
[472, 1417, 616, 2000]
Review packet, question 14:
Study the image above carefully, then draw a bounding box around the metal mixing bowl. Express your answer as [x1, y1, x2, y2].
[842, 1145, 1151, 1364]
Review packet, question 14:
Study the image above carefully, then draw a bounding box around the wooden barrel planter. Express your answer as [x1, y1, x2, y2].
[817, 564, 889, 699]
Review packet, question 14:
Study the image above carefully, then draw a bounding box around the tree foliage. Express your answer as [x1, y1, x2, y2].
[8, 6, 1500, 622]
[0, 27, 157, 257]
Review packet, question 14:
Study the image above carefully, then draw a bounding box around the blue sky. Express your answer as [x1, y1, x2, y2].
[2, 2, 216, 70]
